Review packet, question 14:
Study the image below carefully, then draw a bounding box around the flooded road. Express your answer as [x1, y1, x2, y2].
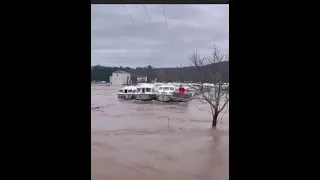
[91, 84, 229, 180]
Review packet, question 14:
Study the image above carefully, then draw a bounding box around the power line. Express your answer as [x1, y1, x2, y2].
[161, 4, 177, 62]
[161, 4, 169, 29]
[142, 5, 152, 26]
[122, 4, 135, 25]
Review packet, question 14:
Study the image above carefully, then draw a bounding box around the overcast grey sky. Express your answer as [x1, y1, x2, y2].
[91, 4, 229, 67]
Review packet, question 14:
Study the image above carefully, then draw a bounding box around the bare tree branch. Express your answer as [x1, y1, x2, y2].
[219, 101, 229, 123]
[196, 104, 213, 115]
[218, 99, 229, 113]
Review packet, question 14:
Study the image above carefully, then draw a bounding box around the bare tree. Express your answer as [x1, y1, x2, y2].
[157, 69, 166, 82]
[188, 45, 229, 128]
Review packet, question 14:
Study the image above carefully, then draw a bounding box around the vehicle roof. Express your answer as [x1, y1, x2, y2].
[136, 83, 155, 88]
[121, 86, 136, 90]
[159, 84, 175, 88]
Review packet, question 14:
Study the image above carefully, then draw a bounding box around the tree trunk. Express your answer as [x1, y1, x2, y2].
[212, 111, 218, 127]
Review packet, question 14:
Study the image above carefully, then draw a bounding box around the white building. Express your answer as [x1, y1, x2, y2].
[110, 70, 131, 85]
[137, 76, 147, 83]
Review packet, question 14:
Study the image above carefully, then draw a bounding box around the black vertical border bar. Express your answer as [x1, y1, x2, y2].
[230, 0, 283, 179]
[230, 0, 263, 179]
[11, 1, 93, 180]
[47, 1, 92, 180]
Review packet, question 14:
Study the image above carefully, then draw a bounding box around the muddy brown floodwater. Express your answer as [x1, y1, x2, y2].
[91, 84, 229, 180]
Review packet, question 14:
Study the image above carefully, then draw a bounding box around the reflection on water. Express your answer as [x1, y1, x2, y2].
[91, 84, 229, 180]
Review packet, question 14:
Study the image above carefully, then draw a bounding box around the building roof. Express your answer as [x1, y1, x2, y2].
[113, 70, 130, 74]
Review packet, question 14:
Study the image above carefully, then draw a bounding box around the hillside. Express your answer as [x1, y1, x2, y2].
[91, 61, 229, 83]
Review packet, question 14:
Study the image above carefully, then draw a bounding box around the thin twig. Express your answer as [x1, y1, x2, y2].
[196, 104, 213, 115]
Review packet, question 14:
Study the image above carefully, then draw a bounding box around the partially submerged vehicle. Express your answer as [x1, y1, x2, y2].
[135, 83, 156, 101]
[117, 86, 136, 100]
[156, 84, 177, 102]
[171, 85, 193, 102]
[222, 83, 229, 91]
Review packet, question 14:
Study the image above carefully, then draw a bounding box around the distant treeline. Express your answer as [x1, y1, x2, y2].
[91, 61, 229, 83]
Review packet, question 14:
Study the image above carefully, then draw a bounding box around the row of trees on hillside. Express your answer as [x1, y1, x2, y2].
[91, 62, 229, 83]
